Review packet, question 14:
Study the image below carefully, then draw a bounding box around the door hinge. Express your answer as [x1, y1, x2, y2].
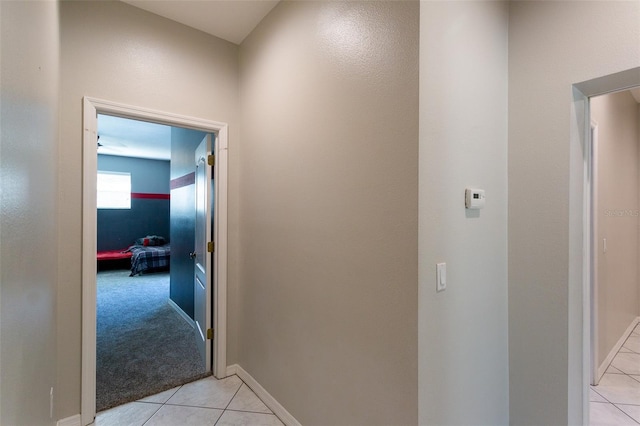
[208, 154, 215, 167]
[207, 241, 214, 253]
[207, 328, 214, 340]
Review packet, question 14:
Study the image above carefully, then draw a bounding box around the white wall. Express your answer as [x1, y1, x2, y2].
[58, 1, 239, 418]
[419, 2, 509, 424]
[592, 90, 640, 368]
[239, 2, 419, 424]
[508, 2, 640, 424]
[0, 1, 59, 424]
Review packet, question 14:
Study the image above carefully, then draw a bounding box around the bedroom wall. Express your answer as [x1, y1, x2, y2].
[419, 2, 509, 424]
[238, 2, 418, 424]
[508, 2, 640, 424]
[97, 154, 170, 252]
[592, 90, 640, 369]
[0, 1, 59, 424]
[58, 1, 239, 418]
[169, 128, 207, 319]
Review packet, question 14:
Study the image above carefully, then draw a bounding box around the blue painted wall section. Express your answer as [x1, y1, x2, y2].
[97, 155, 170, 251]
[170, 128, 208, 319]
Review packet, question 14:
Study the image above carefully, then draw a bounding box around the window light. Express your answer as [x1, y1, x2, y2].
[97, 171, 131, 209]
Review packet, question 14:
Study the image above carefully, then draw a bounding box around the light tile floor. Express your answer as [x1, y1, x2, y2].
[93, 375, 285, 426]
[591, 323, 640, 425]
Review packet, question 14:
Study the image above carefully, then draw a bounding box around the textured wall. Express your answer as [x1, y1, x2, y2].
[239, 2, 418, 424]
[419, 2, 509, 424]
[59, 2, 239, 417]
[0, 1, 59, 424]
[508, 2, 640, 424]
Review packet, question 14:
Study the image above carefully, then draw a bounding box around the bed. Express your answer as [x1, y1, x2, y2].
[128, 244, 171, 276]
[97, 249, 132, 262]
[96, 249, 133, 272]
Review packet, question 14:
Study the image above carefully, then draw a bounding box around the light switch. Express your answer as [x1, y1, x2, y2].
[436, 263, 446, 292]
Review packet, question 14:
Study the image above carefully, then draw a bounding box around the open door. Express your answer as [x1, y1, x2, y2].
[193, 134, 213, 371]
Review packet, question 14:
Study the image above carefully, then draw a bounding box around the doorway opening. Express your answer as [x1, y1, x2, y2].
[81, 97, 229, 426]
[95, 114, 212, 411]
[573, 67, 640, 425]
[587, 87, 640, 424]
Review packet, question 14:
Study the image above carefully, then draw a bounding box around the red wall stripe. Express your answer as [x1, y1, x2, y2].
[170, 172, 195, 190]
[131, 192, 170, 200]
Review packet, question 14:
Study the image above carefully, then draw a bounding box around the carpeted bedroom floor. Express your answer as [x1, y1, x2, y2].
[97, 269, 207, 412]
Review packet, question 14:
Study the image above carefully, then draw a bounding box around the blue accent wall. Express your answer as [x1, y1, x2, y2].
[97, 155, 170, 251]
[170, 128, 208, 319]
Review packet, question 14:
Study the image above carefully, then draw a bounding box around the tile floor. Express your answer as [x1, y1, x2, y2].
[93, 375, 285, 426]
[591, 323, 640, 425]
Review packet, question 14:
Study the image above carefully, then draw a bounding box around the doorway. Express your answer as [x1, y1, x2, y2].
[574, 68, 640, 425]
[94, 115, 210, 411]
[81, 97, 229, 426]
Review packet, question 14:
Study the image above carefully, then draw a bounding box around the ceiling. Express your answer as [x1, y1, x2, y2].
[120, 0, 280, 45]
[97, 115, 172, 161]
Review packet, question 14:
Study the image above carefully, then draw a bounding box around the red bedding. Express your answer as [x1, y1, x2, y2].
[97, 249, 132, 261]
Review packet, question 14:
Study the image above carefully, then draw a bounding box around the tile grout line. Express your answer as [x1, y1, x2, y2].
[139, 401, 164, 426]
[589, 342, 640, 425]
[610, 403, 640, 425]
[213, 376, 245, 426]
[139, 386, 182, 426]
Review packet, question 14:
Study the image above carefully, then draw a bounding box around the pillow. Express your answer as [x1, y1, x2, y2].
[134, 235, 167, 246]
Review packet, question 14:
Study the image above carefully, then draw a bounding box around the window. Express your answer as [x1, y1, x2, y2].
[97, 171, 131, 209]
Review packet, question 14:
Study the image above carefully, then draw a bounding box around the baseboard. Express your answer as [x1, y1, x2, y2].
[168, 298, 194, 328]
[225, 364, 238, 376]
[57, 414, 81, 426]
[597, 316, 640, 381]
[229, 364, 301, 426]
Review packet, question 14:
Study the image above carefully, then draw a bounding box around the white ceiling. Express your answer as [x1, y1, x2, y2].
[121, 0, 280, 45]
[97, 115, 172, 161]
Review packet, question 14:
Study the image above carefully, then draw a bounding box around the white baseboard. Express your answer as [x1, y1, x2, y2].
[597, 316, 640, 381]
[57, 414, 81, 426]
[225, 364, 238, 376]
[168, 298, 194, 328]
[228, 364, 301, 426]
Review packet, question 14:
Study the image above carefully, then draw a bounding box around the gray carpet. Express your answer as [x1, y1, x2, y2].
[97, 270, 207, 412]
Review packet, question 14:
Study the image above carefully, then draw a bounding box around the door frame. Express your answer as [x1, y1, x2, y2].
[589, 120, 599, 386]
[81, 97, 228, 425]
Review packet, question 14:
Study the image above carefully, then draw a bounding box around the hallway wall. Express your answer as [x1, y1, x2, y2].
[419, 2, 509, 424]
[58, 1, 240, 418]
[591, 90, 640, 369]
[0, 1, 59, 424]
[238, 2, 419, 424]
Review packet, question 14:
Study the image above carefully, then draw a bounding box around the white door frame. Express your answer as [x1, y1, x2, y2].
[81, 97, 228, 425]
[589, 121, 599, 386]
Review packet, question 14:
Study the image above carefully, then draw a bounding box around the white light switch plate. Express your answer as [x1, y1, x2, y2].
[436, 263, 446, 292]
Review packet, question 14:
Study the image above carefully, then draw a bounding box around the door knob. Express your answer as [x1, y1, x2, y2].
[189, 252, 197, 259]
